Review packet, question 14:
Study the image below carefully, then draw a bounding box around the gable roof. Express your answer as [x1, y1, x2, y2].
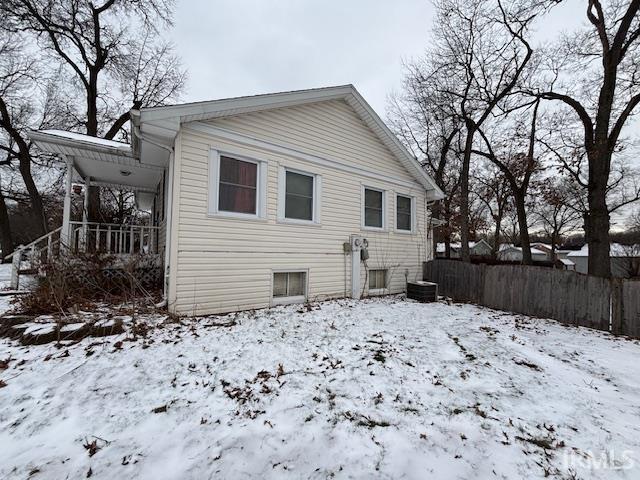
[436, 240, 491, 253]
[567, 243, 640, 258]
[132, 85, 444, 200]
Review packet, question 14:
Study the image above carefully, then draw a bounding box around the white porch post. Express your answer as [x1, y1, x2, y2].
[60, 155, 73, 247]
[80, 176, 90, 251]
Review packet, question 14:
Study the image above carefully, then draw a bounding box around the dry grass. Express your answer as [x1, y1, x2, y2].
[16, 251, 162, 315]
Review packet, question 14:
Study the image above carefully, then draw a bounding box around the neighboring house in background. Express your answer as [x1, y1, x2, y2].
[497, 244, 549, 263]
[435, 239, 492, 258]
[530, 243, 553, 260]
[559, 258, 576, 271]
[567, 244, 640, 277]
[25, 85, 444, 315]
[531, 242, 576, 270]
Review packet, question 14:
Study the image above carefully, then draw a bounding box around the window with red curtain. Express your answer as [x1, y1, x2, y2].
[219, 156, 258, 214]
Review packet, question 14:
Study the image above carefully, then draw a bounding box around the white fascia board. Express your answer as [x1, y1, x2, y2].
[139, 85, 354, 124]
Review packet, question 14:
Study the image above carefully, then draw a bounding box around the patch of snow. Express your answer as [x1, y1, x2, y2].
[94, 319, 116, 328]
[0, 263, 12, 291]
[0, 298, 639, 479]
[22, 323, 56, 336]
[60, 323, 86, 333]
[567, 243, 640, 258]
[38, 130, 131, 150]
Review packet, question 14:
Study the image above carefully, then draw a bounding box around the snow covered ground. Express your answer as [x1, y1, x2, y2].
[0, 262, 10, 287]
[1, 296, 639, 479]
[0, 263, 15, 313]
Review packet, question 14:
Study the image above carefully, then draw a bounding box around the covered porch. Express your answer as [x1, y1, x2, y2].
[7, 130, 169, 289]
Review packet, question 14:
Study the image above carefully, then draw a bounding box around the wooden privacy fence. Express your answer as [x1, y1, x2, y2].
[424, 259, 640, 338]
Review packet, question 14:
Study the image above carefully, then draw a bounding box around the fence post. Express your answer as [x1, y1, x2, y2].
[610, 278, 623, 335]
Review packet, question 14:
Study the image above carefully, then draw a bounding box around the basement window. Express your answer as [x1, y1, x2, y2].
[273, 271, 307, 304]
[369, 269, 387, 292]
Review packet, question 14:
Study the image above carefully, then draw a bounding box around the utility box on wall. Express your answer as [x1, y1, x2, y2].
[407, 281, 438, 303]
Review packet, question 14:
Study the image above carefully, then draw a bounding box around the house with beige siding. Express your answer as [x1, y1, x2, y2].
[22, 85, 443, 315]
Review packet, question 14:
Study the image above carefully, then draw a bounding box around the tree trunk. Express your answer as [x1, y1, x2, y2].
[513, 190, 532, 265]
[86, 70, 101, 223]
[491, 213, 502, 259]
[431, 200, 441, 259]
[459, 122, 475, 262]
[586, 148, 612, 277]
[0, 188, 13, 262]
[19, 154, 47, 237]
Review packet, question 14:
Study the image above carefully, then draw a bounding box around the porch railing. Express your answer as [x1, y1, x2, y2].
[3, 226, 63, 289]
[69, 221, 160, 255]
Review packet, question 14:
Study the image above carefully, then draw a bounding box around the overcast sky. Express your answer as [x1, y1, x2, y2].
[168, 0, 584, 117]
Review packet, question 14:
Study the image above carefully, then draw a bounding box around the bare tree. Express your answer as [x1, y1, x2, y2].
[427, 0, 553, 262]
[388, 69, 462, 258]
[474, 162, 513, 257]
[631, 208, 640, 232]
[472, 99, 542, 264]
[535, 178, 583, 261]
[2, 0, 186, 222]
[0, 33, 51, 253]
[539, 108, 640, 228]
[536, 0, 640, 277]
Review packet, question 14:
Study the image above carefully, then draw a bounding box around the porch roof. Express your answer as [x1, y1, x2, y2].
[29, 130, 163, 192]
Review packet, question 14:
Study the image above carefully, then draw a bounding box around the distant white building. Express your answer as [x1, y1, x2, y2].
[567, 244, 640, 277]
[530, 243, 576, 270]
[436, 240, 493, 258]
[497, 244, 548, 263]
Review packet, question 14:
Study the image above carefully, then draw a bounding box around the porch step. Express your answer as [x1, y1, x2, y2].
[0, 290, 31, 296]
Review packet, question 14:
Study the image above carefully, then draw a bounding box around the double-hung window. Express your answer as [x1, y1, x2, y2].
[279, 167, 320, 224]
[363, 187, 385, 229]
[209, 152, 266, 219]
[286, 171, 314, 221]
[219, 156, 257, 214]
[396, 195, 413, 232]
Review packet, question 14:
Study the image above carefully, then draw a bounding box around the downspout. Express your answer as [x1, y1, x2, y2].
[132, 122, 175, 307]
[160, 149, 175, 307]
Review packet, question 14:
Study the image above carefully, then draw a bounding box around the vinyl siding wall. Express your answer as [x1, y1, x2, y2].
[168, 100, 433, 315]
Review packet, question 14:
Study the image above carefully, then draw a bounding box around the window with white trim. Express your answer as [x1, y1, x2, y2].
[369, 269, 387, 290]
[363, 187, 384, 228]
[209, 151, 267, 219]
[273, 271, 306, 299]
[396, 195, 413, 232]
[218, 155, 258, 214]
[278, 167, 321, 224]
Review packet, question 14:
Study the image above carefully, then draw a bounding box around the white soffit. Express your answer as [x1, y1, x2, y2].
[29, 129, 162, 190]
